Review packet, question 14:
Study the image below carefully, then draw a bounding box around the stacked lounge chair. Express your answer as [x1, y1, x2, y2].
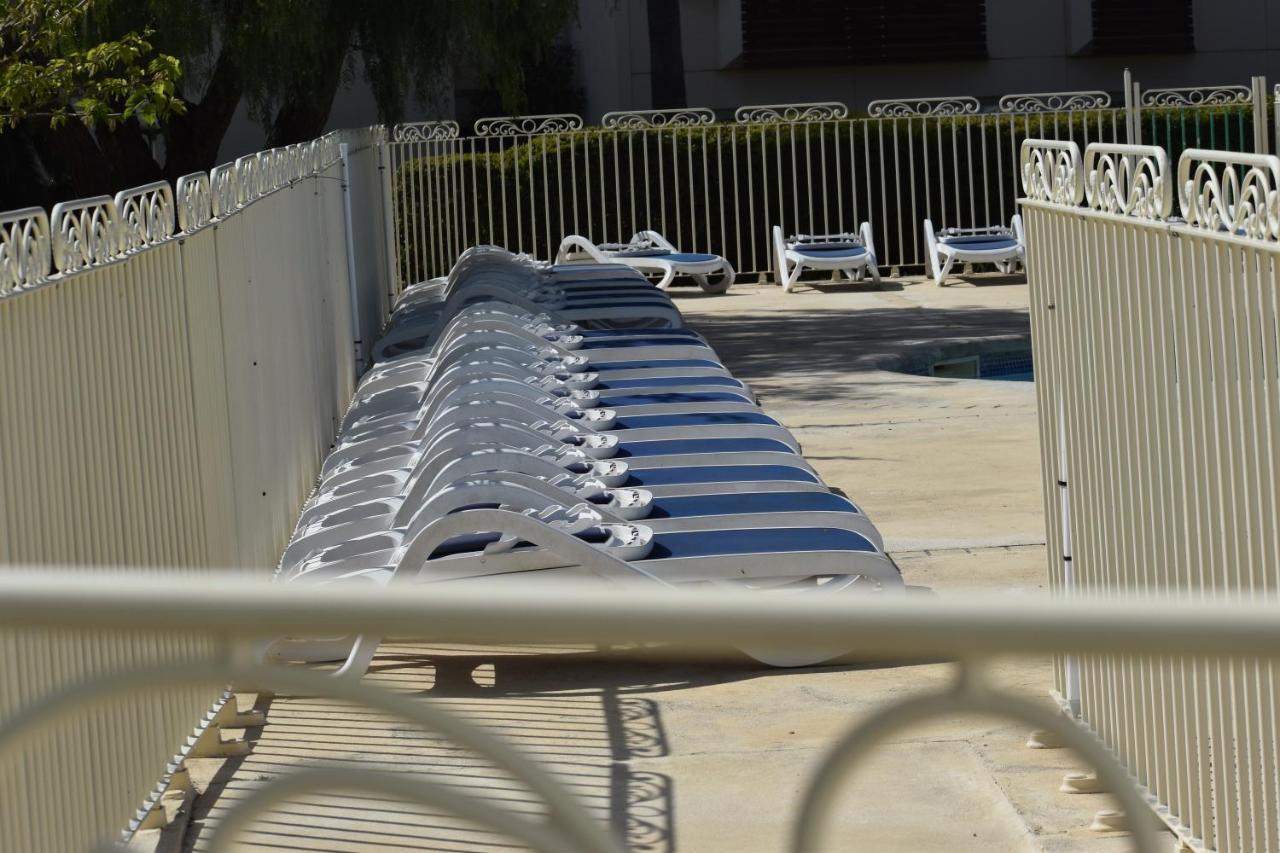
[275, 247, 902, 673]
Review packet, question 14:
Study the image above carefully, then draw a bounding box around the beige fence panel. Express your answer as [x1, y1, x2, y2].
[1022, 138, 1280, 852]
[0, 130, 389, 851]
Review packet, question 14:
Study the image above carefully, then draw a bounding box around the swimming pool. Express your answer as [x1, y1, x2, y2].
[898, 347, 1035, 382]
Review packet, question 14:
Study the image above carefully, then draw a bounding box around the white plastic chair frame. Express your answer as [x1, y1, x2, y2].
[922, 216, 1025, 286]
[773, 223, 881, 293]
[557, 231, 735, 293]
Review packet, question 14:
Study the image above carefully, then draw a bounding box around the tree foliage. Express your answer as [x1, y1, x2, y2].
[0, 0, 579, 210]
[0, 0, 184, 129]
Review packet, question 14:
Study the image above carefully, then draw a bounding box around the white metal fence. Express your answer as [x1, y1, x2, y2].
[1022, 136, 1280, 852]
[8, 571, 1277, 852]
[0, 127, 393, 851]
[388, 78, 1271, 286]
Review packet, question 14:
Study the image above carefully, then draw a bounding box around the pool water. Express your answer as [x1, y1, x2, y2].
[909, 349, 1035, 382]
[970, 349, 1034, 382]
[987, 369, 1033, 382]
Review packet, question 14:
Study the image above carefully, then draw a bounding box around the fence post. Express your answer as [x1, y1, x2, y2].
[1057, 396, 1081, 715]
[1123, 69, 1141, 145]
[376, 130, 400, 300]
[338, 142, 364, 375]
[1252, 76, 1270, 153]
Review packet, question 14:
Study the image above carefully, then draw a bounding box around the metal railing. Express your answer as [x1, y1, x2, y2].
[1022, 136, 1280, 853]
[8, 571, 1280, 852]
[0, 127, 395, 852]
[387, 79, 1269, 286]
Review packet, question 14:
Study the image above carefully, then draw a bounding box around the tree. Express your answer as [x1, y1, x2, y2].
[0, 0, 184, 129]
[0, 0, 579, 211]
[646, 0, 686, 109]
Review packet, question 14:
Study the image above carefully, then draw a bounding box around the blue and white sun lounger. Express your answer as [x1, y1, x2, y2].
[773, 223, 881, 292]
[557, 231, 735, 293]
[272, 246, 901, 674]
[923, 216, 1025, 286]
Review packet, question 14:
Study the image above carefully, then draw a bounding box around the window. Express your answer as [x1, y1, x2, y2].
[1091, 0, 1194, 54]
[740, 0, 987, 68]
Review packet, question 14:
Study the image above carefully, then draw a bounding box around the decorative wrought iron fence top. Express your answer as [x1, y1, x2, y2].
[999, 91, 1112, 113]
[1082, 143, 1172, 220]
[393, 120, 461, 142]
[601, 107, 717, 129]
[0, 207, 51, 294]
[733, 102, 848, 123]
[867, 96, 981, 117]
[474, 113, 584, 136]
[1140, 85, 1252, 107]
[0, 132, 360, 289]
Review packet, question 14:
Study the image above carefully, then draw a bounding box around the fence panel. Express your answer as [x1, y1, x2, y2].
[389, 95, 1132, 284]
[0, 129, 388, 851]
[1022, 139, 1280, 853]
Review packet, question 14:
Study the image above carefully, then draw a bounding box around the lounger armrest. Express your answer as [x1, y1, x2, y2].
[398, 507, 659, 582]
[633, 229, 677, 251]
[859, 222, 878, 262]
[556, 234, 612, 264]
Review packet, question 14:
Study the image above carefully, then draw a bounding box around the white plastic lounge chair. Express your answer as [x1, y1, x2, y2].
[773, 223, 881, 293]
[923, 216, 1025, 286]
[557, 231, 735, 293]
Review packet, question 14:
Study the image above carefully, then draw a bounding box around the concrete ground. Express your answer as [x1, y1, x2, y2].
[176, 274, 1136, 852]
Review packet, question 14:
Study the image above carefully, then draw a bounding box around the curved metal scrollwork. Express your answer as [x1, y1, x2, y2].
[1083, 143, 1172, 220]
[1020, 138, 1085, 206]
[393, 121, 462, 142]
[999, 91, 1112, 113]
[1140, 85, 1251, 107]
[792, 666, 1160, 853]
[0, 661, 624, 853]
[734, 102, 847, 124]
[867, 96, 981, 117]
[602, 108, 717, 129]
[1177, 148, 1280, 240]
[49, 196, 121, 273]
[209, 163, 237, 218]
[319, 132, 341, 167]
[474, 114, 584, 137]
[114, 181, 176, 252]
[233, 154, 262, 206]
[0, 207, 52, 293]
[175, 173, 213, 232]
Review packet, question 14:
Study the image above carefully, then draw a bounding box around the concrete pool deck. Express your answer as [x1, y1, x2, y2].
[173, 275, 1133, 853]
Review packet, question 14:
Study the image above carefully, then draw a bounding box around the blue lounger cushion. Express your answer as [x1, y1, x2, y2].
[430, 525, 873, 561]
[939, 236, 1019, 251]
[622, 464, 819, 487]
[575, 329, 701, 338]
[597, 376, 744, 390]
[599, 391, 752, 407]
[612, 412, 778, 430]
[647, 251, 721, 264]
[613, 437, 795, 458]
[643, 527, 877, 560]
[647, 491, 859, 518]
[592, 359, 723, 371]
[794, 246, 867, 259]
[582, 338, 712, 350]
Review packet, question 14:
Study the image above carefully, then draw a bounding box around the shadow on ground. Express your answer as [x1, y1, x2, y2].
[181, 645, 932, 853]
[669, 305, 1029, 405]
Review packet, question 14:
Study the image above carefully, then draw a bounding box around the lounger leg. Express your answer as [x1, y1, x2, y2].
[332, 633, 383, 681]
[655, 266, 676, 291]
[783, 260, 802, 293]
[698, 262, 733, 294]
[936, 254, 957, 286]
[867, 261, 881, 287]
